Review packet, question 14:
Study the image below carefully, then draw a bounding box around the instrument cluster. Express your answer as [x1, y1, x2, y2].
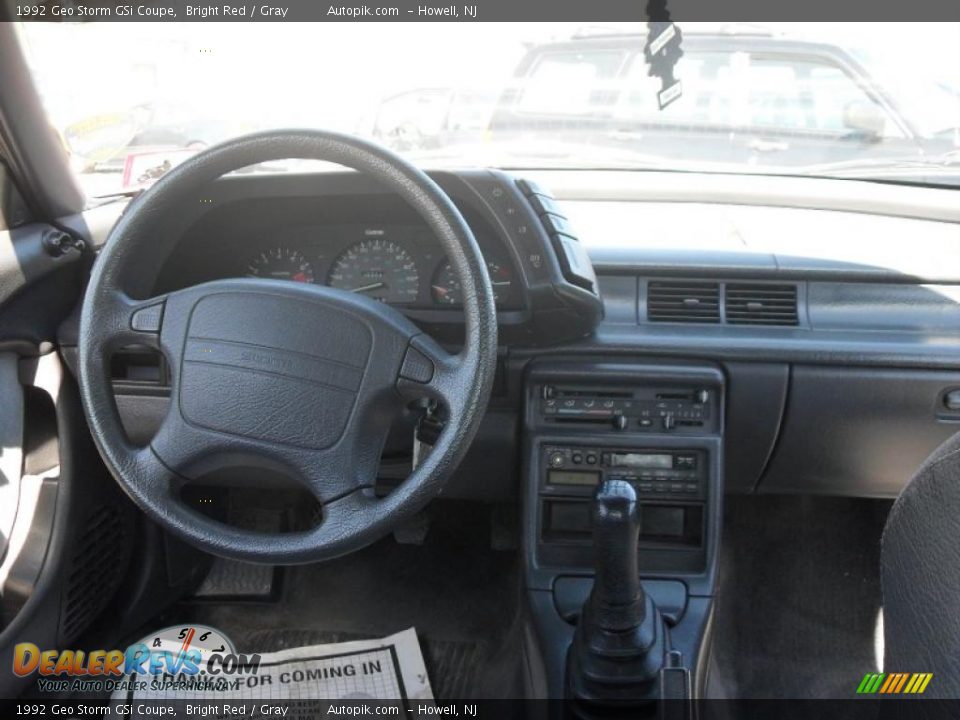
[242, 223, 520, 309]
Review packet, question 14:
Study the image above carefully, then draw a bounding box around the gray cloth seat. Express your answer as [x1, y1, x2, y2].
[881, 431, 960, 698]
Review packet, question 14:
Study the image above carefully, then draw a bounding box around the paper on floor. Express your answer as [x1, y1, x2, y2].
[109, 627, 433, 706]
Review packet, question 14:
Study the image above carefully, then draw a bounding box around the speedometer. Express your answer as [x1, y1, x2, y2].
[327, 239, 420, 304]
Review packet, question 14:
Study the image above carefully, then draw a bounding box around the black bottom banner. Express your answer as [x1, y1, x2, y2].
[4, 699, 960, 720]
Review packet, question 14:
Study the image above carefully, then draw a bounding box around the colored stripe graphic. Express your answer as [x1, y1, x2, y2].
[879, 674, 896, 693]
[857, 672, 932, 694]
[857, 673, 884, 694]
[908, 673, 933, 694]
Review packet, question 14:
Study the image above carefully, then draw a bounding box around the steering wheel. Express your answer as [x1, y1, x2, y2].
[78, 130, 498, 564]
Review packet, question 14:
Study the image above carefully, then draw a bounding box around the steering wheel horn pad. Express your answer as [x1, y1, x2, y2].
[78, 130, 497, 563]
[150, 280, 419, 496]
[178, 286, 375, 451]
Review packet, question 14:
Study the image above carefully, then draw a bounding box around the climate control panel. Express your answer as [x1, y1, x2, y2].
[538, 384, 717, 434]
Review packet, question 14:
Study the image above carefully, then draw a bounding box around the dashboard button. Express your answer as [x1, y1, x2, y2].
[585, 454, 598, 465]
[675, 454, 697, 469]
[571, 453, 583, 464]
[131, 303, 164, 333]
[527, 193, 563, 217]
[516, 178, 545, 196]
[399, 346, 434, 384]
[541, 213, 574, 237]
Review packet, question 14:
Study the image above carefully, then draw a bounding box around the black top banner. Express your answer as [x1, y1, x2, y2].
[3, 0, 960, 22]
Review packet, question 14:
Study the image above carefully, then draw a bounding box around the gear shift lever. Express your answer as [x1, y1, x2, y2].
[591, 479, 646, 631]
[568, 479, 667, 702]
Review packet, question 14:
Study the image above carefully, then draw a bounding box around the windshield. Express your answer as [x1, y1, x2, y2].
[18, 21, 960, 197]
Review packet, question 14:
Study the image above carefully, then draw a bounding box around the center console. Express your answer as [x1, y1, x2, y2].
[522, 360, 725, 704]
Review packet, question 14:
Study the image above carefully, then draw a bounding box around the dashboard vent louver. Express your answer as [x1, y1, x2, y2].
[725, 283, 799, 326]
[647, 281, 721, 323]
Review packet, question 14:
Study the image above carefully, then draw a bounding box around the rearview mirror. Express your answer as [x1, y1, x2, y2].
[843, 100, 886, 140]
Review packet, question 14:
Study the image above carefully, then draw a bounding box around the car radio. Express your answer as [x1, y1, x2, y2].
[541, 445, 705, 501]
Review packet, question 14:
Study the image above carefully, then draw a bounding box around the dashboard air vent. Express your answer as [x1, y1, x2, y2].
[647, 281, 720, 323]
[725, 283, 799, 326]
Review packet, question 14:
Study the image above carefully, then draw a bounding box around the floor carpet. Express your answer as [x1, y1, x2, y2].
[709, 494, 892, 699]
[164, 501, 525, 700]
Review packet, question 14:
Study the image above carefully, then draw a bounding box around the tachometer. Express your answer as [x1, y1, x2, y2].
[248, 247, 315, 283]
[327, 239, 420, 304]
[432, 258, 514, 306]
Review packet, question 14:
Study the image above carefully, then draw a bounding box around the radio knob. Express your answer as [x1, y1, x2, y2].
[696, 389, 709, 404]
[612, 415, 628, 431]
[548, 451, 565, 467]
[663, 413, 676, 431]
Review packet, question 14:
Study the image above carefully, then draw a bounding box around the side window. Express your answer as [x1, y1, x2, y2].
[805, 65, 895, 133]
[517, 50, 626, 116]
[617, 50, 902, 138]
[737, 57, 811, 130]
[745, 57, 899, 137]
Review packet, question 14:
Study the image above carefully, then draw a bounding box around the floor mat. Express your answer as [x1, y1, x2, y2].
[710, 494, 892, 699]
[166, 501, 524, 700]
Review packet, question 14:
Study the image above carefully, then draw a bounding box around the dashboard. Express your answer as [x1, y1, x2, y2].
[40, 165, 959, 505]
